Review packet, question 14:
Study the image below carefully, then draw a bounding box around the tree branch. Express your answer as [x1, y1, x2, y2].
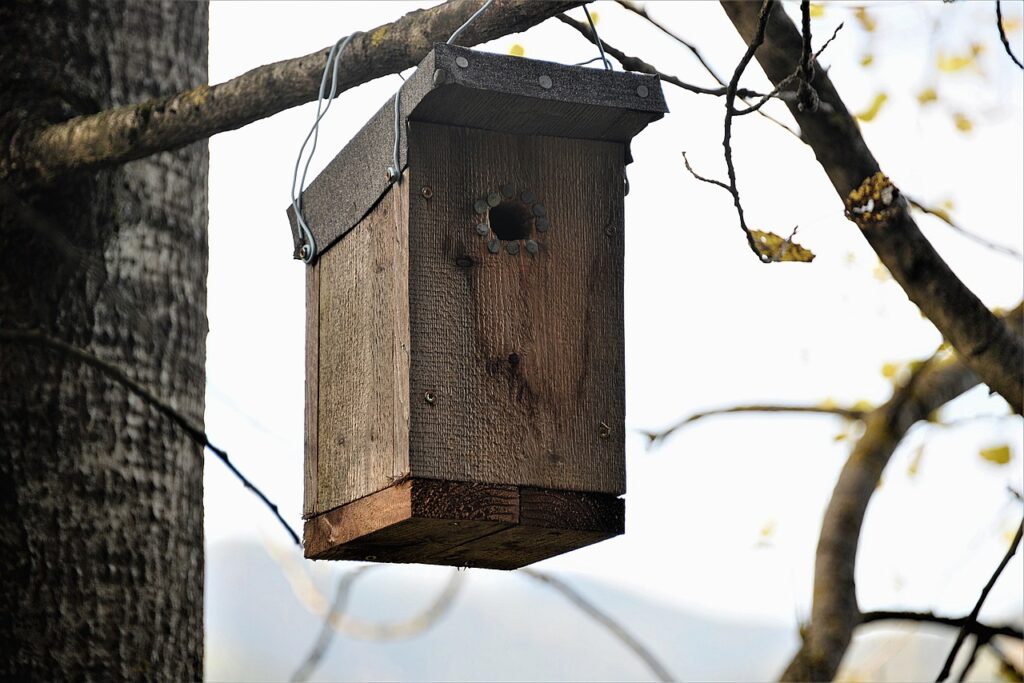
[721, 0, 1024, 415]
[4, 0, 585, 186]
[0, 327, 301, 546]
[522, 569, 675, 683]
[860, 611, 1023, 641]
[997, 0, 1024, 70]
[937, 518, 1024, 681]
[778, 304, 1023, 682]
[644, 403, 867, 444]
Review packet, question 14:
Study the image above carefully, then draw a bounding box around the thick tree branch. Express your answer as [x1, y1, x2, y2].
[722, 0, 1024, 415]
[4, 0, 584, 186]
[779, 304, 1023, 682]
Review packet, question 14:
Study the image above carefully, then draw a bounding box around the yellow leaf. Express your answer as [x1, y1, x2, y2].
[855, 92, 888, 122]
[937, 49, 979, 72]
[873, 260, 890, 282]
[1001, 16, 1022, 34]
[916, 87, 938, 105]
[881, 362, 900, 379]
[819, 397, 838, 410]
[834, 431, 849, 442]
[953, 112, 973, 133]
[759, 521, 776, 538]
[860, 54, 874, 67]
[979, 444, 1012, 465]
[508, 43, 525, 57]
[930, 207, 953, 223]
[750, 230, 815, 262]
[588, 10, 599, 24]
[941, 199, 955, 210]
[854, 7, 877, 32]
[810, 3, 826, 18]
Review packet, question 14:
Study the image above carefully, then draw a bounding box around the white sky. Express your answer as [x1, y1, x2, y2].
[205, 0, 1023, 633]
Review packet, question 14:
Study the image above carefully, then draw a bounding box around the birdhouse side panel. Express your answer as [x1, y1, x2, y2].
[309, 179, 411, 516]
[406, 122, 626, 496]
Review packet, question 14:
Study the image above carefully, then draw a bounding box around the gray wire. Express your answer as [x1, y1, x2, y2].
[446, 0, 495, 45]
[584, 5, 612, 71]
[291, 32, 357, 263]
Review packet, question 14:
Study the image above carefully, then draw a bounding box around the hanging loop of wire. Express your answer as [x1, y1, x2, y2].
[447, 0, 495, 45]
[584, 5, 612, 71]
[291, 32, 358, 264]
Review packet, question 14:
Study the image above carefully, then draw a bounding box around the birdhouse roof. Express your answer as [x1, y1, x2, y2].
[287, 43, 668, 259]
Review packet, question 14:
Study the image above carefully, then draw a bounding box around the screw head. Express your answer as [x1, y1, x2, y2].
[455, 56, 469, 68]
[532, 203, 546, 217]
[476, 223, 490, 236]
[298, 244, 311, 260]
[637, 84, 649, 98]
[474, 199, 489, 214]
[507, 242, 520, 255]
[598, 421, 611, 439]
[421, 186, 433, 199]
[501, 184, 514, 198]
[488, 239, 501, 254]
[487, 192, 501, 207]
[525, 240, 539, 254]
[536, 217, 550, 233]
[538, 74, 552, 89]
[424, 391, 436, 404]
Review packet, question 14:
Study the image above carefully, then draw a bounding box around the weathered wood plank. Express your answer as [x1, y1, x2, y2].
[303, 259, 320, 518]
[406, 122, 626, 496]
[316, 181, 410, 514]
[304, 479, 622, 568]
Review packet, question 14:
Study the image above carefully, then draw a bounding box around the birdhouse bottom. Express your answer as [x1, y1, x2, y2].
[303, 478, 623, 570]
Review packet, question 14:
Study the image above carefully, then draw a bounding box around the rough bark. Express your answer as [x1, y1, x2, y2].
[0, 1, 208, 679]
[4, 0, 584, 187]
[721, 0, 1024, 416]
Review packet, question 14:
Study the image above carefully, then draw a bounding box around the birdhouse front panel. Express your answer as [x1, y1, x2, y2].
[406, 122, 625, 496]
[290, 44, 666, 569]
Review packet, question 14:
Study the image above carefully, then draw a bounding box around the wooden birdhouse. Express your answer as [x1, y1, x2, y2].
[287, 44, 666, 569]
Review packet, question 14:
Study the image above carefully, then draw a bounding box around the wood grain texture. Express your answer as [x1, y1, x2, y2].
[406, 122, 626, 496]
[303, 261, 320, 518]
[315, 181, 410, 514]
[303, 479, 621, 569]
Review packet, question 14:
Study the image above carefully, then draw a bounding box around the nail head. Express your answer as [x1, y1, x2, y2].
[501, 184, 514, 198]
[476, 223, 490, 236]
[507, 242, 520, 255]
[488, 239, 501, 254]
[487, 192, 501, 207]
[532, 203, 546, 217]
[525, 240, 539, 254]
[538, 74, 552, 89]
[455, 56, 469, 68]
[637, 84, 649, 98]
[474, 199, 489, 214]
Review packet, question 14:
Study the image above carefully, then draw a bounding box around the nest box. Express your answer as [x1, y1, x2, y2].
[287, 44, 666, 569]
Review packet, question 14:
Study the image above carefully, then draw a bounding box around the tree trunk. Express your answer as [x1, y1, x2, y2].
[0, 1, 208, 678]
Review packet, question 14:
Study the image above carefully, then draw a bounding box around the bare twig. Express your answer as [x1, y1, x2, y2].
[997, 0, 1024, 69]
[291, 567, 464, 681]
[860, 611, 1023, 641]
[613, 0, 728, 86]
[681, 151, 730, 191]
[956, 635, 988, 683]
[796, 1, 820, 112]
[906, 195, 1024, 261]
[522, 569, 675, 683]
[723, 0, 777, 263]
[645, 402, 868, 444]
[290, 567, 370, 683]
[936, 518, 1024, 681]
[556, 14, 762, 97]
[6, 0, 586, 186]
[0, 327, 301, 546]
